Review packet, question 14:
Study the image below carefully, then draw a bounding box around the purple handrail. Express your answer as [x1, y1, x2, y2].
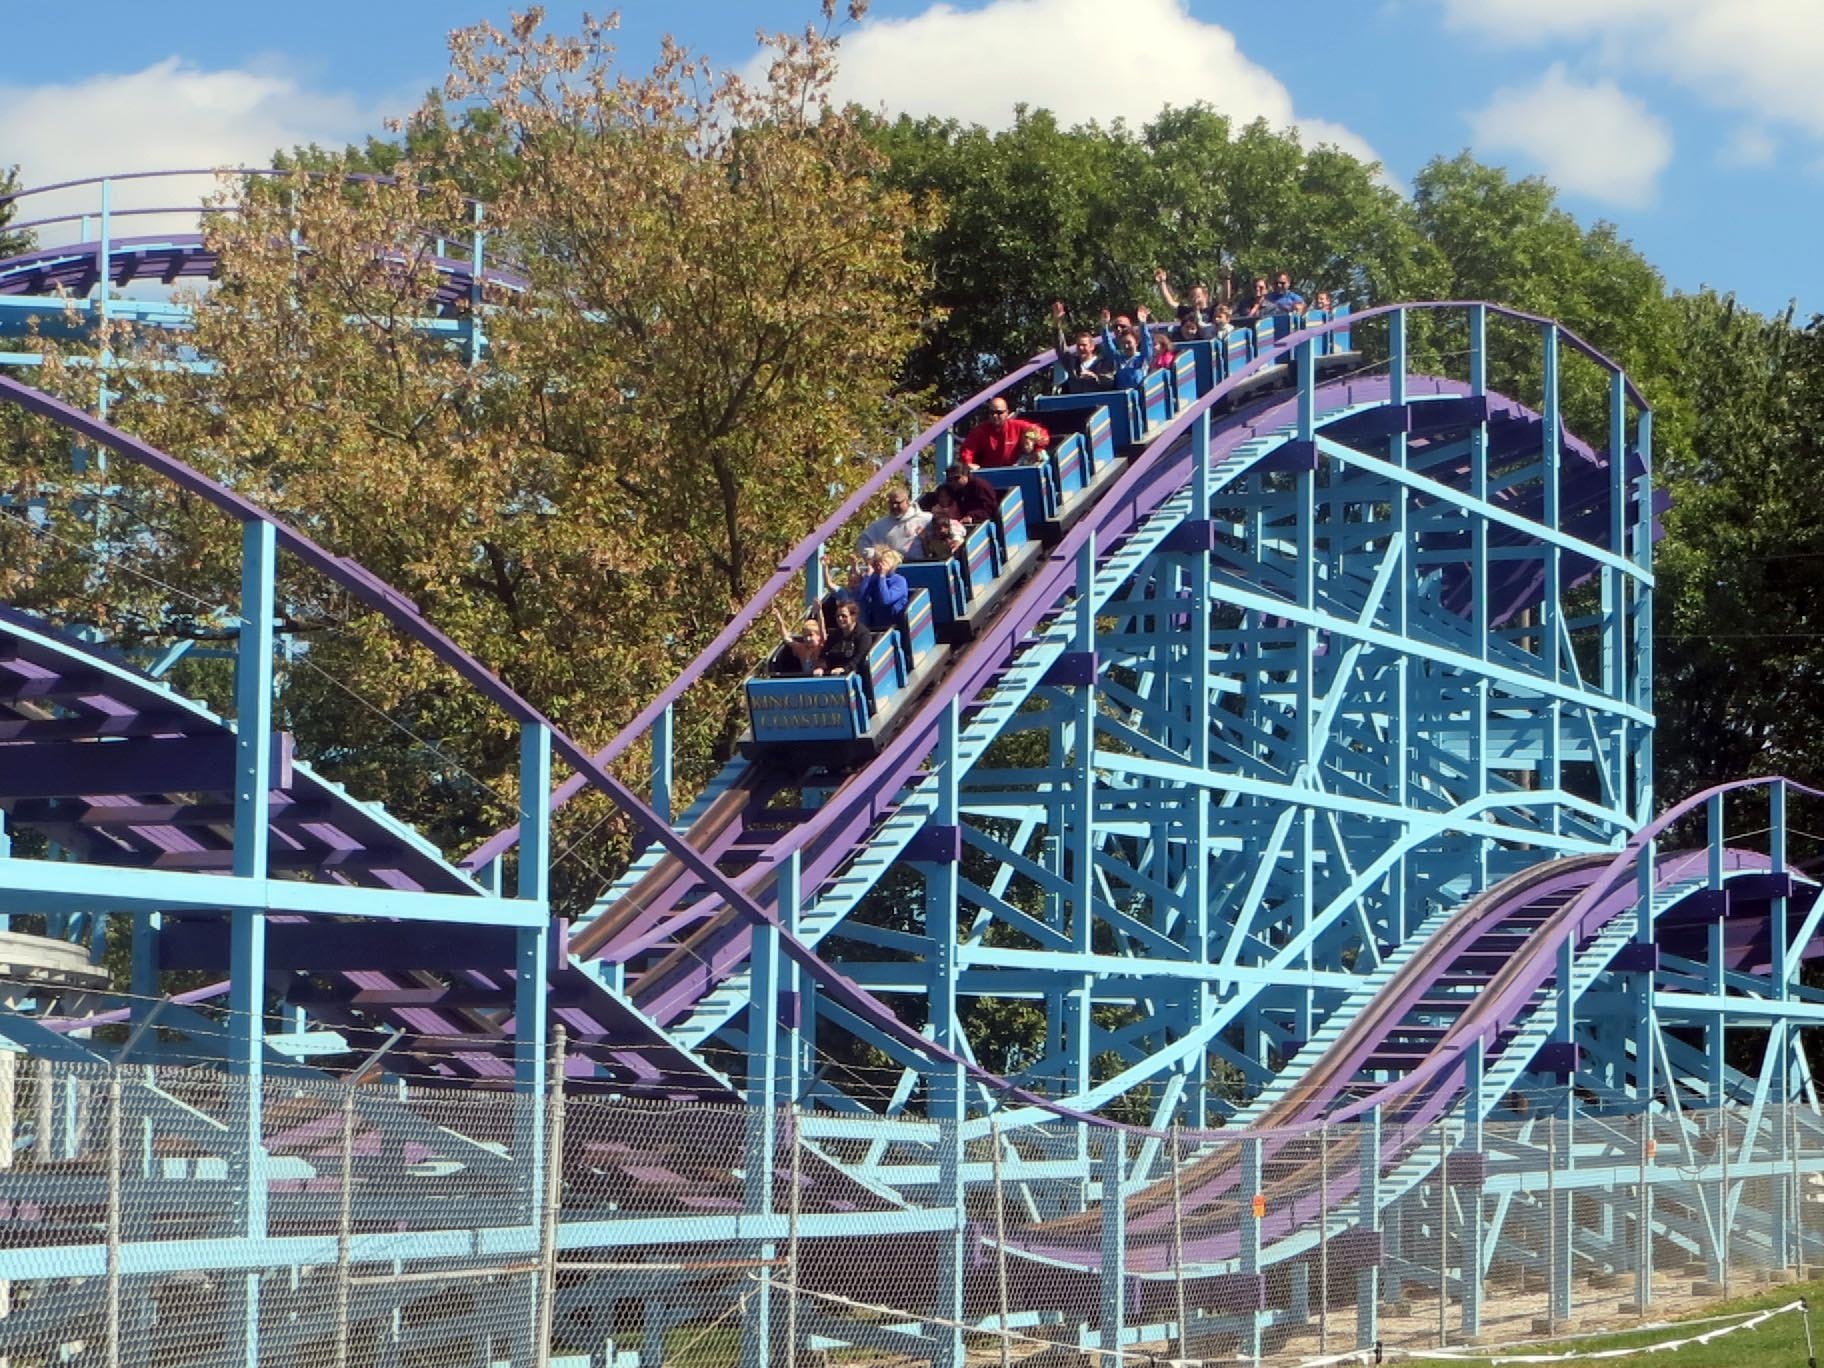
[0, 167, 489, 213]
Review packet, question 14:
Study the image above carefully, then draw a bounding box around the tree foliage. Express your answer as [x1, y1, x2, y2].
[0, 7, 930, 893]
[866, 106, 1443, 404]
[1653, 295, 1824, 806]
[5, 10, 1822, 889]
[0, 163, 28, 259]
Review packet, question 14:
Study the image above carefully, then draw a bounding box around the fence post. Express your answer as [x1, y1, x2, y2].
[1357, 1107, 1382, 1349]
[1792, 1104, 1805, 1272]
[1719, 1109, 1731, 1297]
[1318, 1124, 1330, 1356]
[106, 1065, 122, 1368]
[1437, 1124, 1449, 1347]
[1099, 1131, 1127, 1365]
[788, 1103, 802, 1368]
[1547, 1114, 1559, 1335]
[535, 1029, 567, 1368]
[1462, 1041, 1486, 1339]
[1240, 1134, 1262, 1362]
[992, 1116, 1011, 1368]
[335, 1082, 356, 1368]
[1171, 1123, 1190, 1361]
[1634, 1114, 1653, 1312]
[743, 858, 788, 1368]
[0, 1047, 12, 1356]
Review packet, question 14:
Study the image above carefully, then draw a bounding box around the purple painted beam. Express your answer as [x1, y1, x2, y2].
[160, 918, 517, 971]
[0, 731, 293, 799]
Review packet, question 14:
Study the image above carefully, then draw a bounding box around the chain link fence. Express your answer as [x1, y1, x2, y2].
[2, 1053, 1821, 1367]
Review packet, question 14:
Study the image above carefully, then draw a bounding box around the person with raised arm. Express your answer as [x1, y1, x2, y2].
[1050, 299, 1112, 393]
[1153, 267, 1231, 322]
[1099, 304, 1155, 393]
[1234, 275, 1269, 322]
[770, 606, 827, 677]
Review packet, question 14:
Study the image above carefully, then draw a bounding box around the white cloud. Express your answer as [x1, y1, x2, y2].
[815, 0, 1383, 165]
[1438, 0, 1824, 147]
[1468, 65, 1672, 208]
[1439, 0, 1663, 42]
[1719, 125, 1778, 170]
[0, 57, 389, 244]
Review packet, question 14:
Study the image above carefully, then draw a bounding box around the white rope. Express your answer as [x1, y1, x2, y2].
[1365, 1299, 1805, 1365]
[763, 1272, 1804, 1368]
[762, 1274, 1151, 1366]
[1435, 1297, 1804, 1351]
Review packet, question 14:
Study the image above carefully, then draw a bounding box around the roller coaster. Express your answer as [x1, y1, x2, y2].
[0, 170, 1820, 1368]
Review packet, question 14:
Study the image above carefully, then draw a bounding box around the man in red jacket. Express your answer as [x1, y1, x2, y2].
[958, 399, 1049, 469]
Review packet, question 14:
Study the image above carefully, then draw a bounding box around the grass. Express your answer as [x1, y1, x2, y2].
[1397, 1274, 1824, 1367]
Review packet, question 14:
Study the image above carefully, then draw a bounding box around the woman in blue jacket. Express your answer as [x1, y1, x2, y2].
[1099, 304, 1155, 393]
[856, 548, 910, 632]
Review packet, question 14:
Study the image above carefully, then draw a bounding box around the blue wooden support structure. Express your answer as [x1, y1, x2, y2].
[5, 167, 1824, 1365]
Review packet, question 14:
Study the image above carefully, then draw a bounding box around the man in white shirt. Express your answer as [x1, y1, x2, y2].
[856, 484, 931, 560]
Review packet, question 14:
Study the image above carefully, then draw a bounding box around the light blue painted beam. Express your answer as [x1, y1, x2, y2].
[0, 862, 541, 926]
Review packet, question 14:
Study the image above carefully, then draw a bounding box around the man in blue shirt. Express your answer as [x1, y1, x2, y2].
[1263, 271, 1306, 318]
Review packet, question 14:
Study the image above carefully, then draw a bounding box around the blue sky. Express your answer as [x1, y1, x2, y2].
[0, 0, 1817, 319]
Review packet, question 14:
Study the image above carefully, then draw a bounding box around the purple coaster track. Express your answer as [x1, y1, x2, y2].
[0, 170, 527, 321]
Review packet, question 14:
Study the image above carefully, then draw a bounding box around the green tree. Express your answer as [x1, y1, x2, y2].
[0, 163, 31, 258]
[1653, 293, 1824, 808]
[869, 106, 1445, 406]
[1, 6, 930, 895]
[1410, 152, 1685, 442]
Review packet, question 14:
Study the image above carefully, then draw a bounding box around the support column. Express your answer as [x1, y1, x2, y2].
[1603, 371, 1630, 810]
[1707, 794, 1727, 1113]
[1188, 408, 1212, 1126]
[1389, 311, 1412, 945]
[741, 856, 788, 1368]
[1548, 1109, 1572, 1326]
[515, 724, 553, 1367]
[1632, 410, 1654, 818]
[1467, 306, 1490, 886]
[1541, 326, 1563, 833]
[1635, 1109, 1655, 1313]
[928, 701, 966, 1368]
[515, 723, 552, 1096]
[1293, 343, 1319, 1045]
[1634, 843, 1656, 1311]
[465, 200, 487, 366]
[229, 518, 274, 1368]
[1240, 1135, 1263, 1361]
[1068, 538, 1097, 1111]
[1770, 782, 1793, 1260]
[651, 704, 674, 828]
